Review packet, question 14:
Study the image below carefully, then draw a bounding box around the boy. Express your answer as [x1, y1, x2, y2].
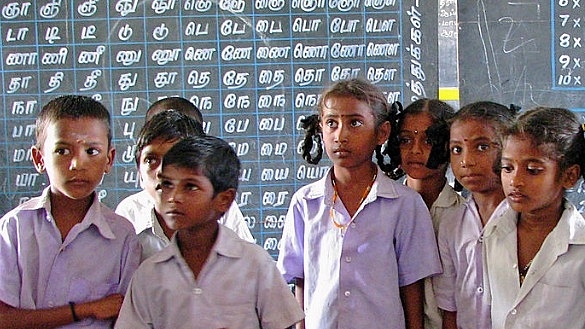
[0, 95, 141, 328]
[115, 136, 304, 329]
[116, 110, 254, 260]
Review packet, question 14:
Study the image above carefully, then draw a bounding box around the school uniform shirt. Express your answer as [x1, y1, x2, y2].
[484, 199, 585, 329]
[115, 225, 304, 329]
[116, 190, 255, 260]
[0, 186, 141, 328]
[277, 167, 442, 329]
[424, 182, 466, 329]
[433, 197, 508, 329]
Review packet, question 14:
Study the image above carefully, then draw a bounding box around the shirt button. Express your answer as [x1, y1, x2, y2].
[511, 309, 517, 315]
[345, 256, 352, 263]
[350, 223, 356, 228]
[477, 286, 483, 293]
[344, 291, 351, 297]
[193, 288, 202, 294]
[512, 264, 518, 269]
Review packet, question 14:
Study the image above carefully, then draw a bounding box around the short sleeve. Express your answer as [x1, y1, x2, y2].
[432, 212, 459, 311]
[256, 252, 304, 329]
[0, 213, 22, 307]
[276, 191, 306, 283]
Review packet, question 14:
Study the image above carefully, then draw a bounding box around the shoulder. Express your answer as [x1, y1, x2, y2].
[0, 194, 47, 228]
[100, 202, 140, 237]
[216, 227, 272, 263]
[291, 175, 328, 202]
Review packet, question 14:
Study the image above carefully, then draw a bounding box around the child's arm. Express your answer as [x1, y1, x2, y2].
[0, 294, 124, 329]
[441, 310, 458, 329]
[294, 278, 305, 329]
[400, 279, 424, 329]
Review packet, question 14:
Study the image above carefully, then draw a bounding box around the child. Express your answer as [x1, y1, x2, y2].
[116, 107, 254, 261]
[115, 135, 304, 329]
[391, 99, 466, 329]
[0, 95, 141, 328]
[433, 101, 516, 329]
[277, 79, 442, 329]
[485, 107, 585, 329]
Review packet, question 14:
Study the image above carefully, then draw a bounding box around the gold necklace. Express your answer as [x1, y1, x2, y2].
[330, 170, 377, 232]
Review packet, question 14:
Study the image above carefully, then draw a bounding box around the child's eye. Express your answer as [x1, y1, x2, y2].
[477, 144, 490, 152]
[527, 166, 543, 175]
[424, 138, 433, 146]
[55, 148, 70, 155]
[399, 136, 413, 145]
[87, 148, 100, 156]
[186, 184, 199, 192]
[143, 156, 160, 166]
[501, 164, 513, 173]
[325, 119, 337, 128]
[450, 146, 462, 154]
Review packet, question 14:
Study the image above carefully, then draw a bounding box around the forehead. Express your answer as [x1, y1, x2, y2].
[450, 118, 497, 139]
[43, 117, 108, 142]
[321, 96, 372, 116]
[401, 112, 433, 129]
[161, 164, 204, 180]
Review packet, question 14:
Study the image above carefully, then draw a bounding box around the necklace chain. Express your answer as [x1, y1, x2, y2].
[330, 170, 377, 232]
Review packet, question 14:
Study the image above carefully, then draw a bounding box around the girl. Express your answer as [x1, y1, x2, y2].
[433, 101, 516, 329]
[277, 79, 442, 329]
[392, 99, 466, 329]
[485, 107, 585, 329]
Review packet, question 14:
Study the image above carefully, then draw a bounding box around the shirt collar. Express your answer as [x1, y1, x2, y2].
[21, 186, 116, 240]
[150, 225, 244, 264]
[305, 166, 402, 203]
[484, 198, 585, 245]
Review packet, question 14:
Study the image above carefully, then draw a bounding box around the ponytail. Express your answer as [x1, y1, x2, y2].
[300, 114, 323, 165]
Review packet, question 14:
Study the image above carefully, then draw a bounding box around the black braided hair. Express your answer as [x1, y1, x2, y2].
[300, 114, 323, 165]
[379, 101, 404, 179]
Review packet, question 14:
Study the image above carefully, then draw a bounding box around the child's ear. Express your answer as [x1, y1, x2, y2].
[214, 188, 236, 213]
[104, 147, 116, 174]
[562, 164, 581, 189]
[377, 121, 391, 146]
[31, 146, 45, 173]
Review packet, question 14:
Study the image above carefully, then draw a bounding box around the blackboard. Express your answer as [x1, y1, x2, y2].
[0, 0, 438, 258]
[458, 0, 585, 210]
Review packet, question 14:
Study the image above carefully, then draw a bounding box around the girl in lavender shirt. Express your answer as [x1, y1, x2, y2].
[277, 79, 442, 329]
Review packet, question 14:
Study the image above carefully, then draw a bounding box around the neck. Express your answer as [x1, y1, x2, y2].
[406, 175, 446, 210]
[49, 191, 93, 222]
[177, 221, 219, 252]
[518, 198, 564, 230]
[332, 163, 376, 185]
[472, 189, 505, 226]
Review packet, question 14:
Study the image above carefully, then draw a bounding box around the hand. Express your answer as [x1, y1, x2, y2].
[83, 294, 125, 320]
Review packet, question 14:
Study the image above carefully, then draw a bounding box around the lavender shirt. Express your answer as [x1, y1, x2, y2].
[0, 187, 141, 328]
[116, 226, 304, 329]
[433, 197, 508, 329]
[277, 167, 442, 329]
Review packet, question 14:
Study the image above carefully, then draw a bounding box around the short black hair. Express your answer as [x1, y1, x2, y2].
[36, 95, 112, 148]
[162, 135, 241, 196]
[135, 110, 204, 166]
[145, 97, 203, 123]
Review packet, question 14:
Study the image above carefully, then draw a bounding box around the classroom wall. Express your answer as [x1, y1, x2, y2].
[0, 0, 438, 258]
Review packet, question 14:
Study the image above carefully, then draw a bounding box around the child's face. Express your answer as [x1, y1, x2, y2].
[32, 117, 114, 200]
[138, 137, 178, 201]
[320, 96, 389, 169]
[501, 135, 576, 216]
[156, 164, 231, 231]
[449, 118, 502, 194]
[399, 112, 445, 179]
